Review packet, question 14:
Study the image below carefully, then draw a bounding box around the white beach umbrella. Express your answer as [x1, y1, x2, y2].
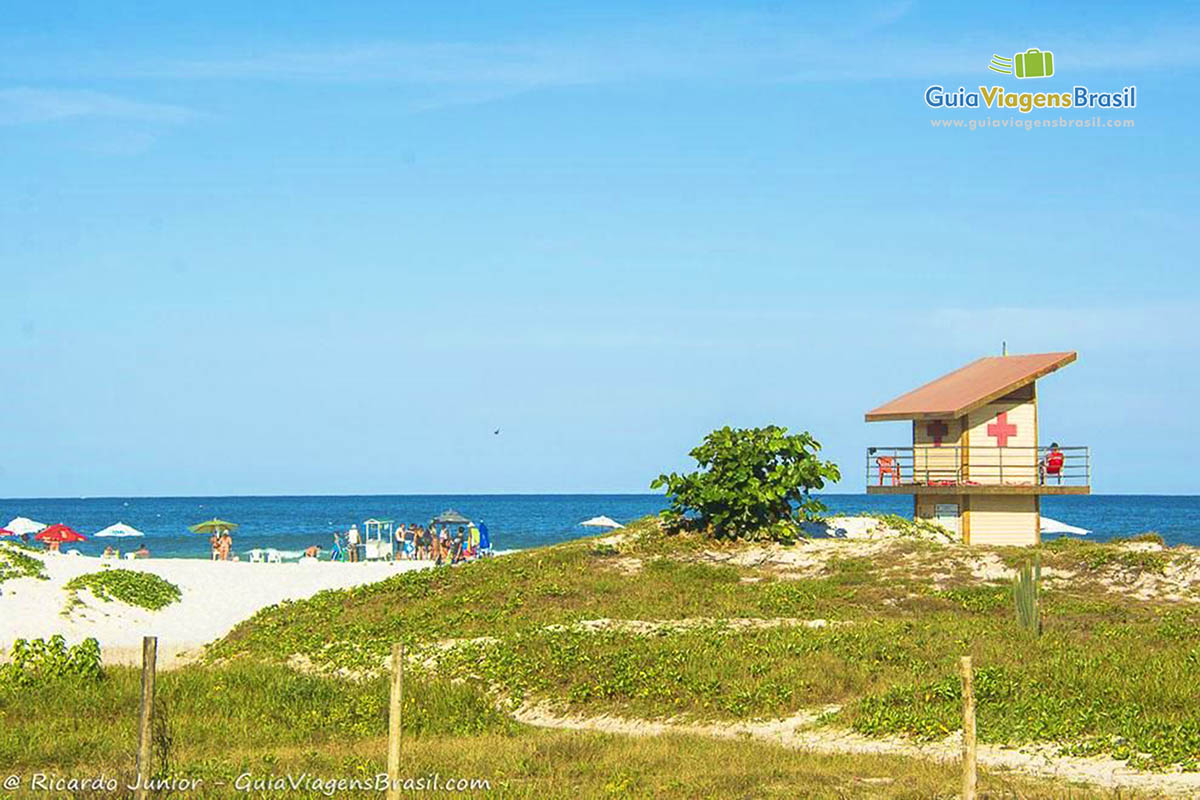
[5, 517, 46, 536]
[95, 522, 144, 538]
[580, 515, 623, 529]
[1040, 516, 1090, 536]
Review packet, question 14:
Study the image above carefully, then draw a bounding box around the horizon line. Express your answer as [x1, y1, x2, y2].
[1, 490, 1192, 502]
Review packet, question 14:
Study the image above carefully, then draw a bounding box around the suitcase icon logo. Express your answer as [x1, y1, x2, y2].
[988, 48, 1055, 79]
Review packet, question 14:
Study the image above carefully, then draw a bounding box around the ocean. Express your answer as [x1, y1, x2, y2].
[2, 494, 1199, 560]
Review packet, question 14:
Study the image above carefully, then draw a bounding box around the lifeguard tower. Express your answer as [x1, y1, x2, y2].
[865, 351, 1090, 546]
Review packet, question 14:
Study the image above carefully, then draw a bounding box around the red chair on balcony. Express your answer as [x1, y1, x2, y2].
[876, 456, 901, 486]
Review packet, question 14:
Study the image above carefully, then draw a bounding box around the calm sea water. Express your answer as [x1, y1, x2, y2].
[2, 494, 1198, 559]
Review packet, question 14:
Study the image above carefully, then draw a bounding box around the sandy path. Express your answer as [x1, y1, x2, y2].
[512, 704, 1200, 797]
[0, 551, 431, 668]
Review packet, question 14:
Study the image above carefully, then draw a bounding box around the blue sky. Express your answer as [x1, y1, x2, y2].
[1, 1, 1197, 496]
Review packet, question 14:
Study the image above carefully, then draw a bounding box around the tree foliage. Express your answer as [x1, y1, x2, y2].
[651, 426, 841, 541]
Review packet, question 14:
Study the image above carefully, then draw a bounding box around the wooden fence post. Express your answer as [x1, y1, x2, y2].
[135, 636, 158, 800]
[960, 655, 977, 800]
[386, 642, 404, 800]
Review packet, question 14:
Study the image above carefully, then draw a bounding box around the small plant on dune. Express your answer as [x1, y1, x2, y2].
[0, 545, 48, 584]
[1013, 557, 1042, 635]
[651, 425, 841, 542]
[0, 635, 103, 686]
[1113, 532, 1166, 546]
[64, 569, 182, 611]
[868, 513, 955, 541]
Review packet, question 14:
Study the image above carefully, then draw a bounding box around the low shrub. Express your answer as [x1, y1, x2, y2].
[934, 585, 1010, 613]
[0, 545, 48, 584]
[0, 636, 103, 686]
[65, 569, 182, 611]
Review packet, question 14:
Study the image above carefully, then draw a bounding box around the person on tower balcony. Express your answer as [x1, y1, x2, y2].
[1040, 442, 1065, 484]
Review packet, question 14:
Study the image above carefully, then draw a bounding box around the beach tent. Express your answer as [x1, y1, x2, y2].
[580, 515, 623, 529]
[432, 509, 472, 526]
[1039, 516, 1090, 536]
[189, 518, 239, 534]
[35, 523, 87, 543]
[5, 517, 46, 537]
[95, 522, 144, 538]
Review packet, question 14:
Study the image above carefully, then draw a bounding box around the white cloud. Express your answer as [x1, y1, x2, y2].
[0, 87, 197, 126]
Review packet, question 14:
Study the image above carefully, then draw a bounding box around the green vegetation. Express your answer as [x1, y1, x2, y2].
[0, 636, 103, 686]
[64, 569, 182, 611]
[1013, 557, 1042, 635]
[1, 659, 1143, 798]
[933, 585, 1010, 613]
[858, 512, 955, 541]
[1000, 536, 1175, 575]
[0, 544, 48, 584]
[651, 426, 840, 541]
[16, 516, 1200, 796]
[208, 517, 1200, 775]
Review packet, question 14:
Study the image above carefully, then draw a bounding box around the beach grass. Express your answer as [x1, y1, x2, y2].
[0, 661, 1142, 799]
[13, 517, 1200, 796]
[208, 516, 1200, 772]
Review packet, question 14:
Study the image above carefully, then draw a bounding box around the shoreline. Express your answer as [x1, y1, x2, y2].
[0, 552, 437, 668]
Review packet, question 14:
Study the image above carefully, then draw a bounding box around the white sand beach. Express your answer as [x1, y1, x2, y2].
[0, 552, 432, 668]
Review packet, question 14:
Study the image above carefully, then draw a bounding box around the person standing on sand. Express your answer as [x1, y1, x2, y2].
[395, 524, 408, 560]
[467, 523, 480, 558]
[219, 531, 233, 561]
[453, 527, 466, 563]
[347, 524, 360, 562]
[210, 533, 220, 561]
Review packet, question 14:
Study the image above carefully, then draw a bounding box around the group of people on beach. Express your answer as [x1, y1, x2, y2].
[399, 522, 488, 564]
[329, 520, 490, 565]
[100, 544, 151, 559]
[208, 530, 234, 561]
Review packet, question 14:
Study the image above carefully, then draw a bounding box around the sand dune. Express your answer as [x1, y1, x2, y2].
[0, 551, 430, 668]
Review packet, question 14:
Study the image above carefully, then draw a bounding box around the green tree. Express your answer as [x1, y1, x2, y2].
[651, 426, 841, 541]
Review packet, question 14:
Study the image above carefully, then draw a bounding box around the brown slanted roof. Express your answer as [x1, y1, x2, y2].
[865, 352, 1076, 422]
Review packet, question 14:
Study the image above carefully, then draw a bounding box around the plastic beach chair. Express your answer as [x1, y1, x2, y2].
[876, 456, 901, 486]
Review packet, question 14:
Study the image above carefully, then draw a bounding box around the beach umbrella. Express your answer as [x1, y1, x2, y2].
[432, 509, 472, 526]
[5, 517, 46, 536]
[1039, 516, 1090, 536]
[35, 523, 87, 543]
[95, 522, 144, 538]
[188, 518, 239, 534]
[580, 515, 623, 529]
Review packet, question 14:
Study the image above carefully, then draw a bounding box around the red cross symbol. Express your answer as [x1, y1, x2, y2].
[987, 411, 1018, 447]
[925, 420, 949, 447]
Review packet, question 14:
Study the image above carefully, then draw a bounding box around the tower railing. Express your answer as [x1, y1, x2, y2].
[866, 445, 1090, 488]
